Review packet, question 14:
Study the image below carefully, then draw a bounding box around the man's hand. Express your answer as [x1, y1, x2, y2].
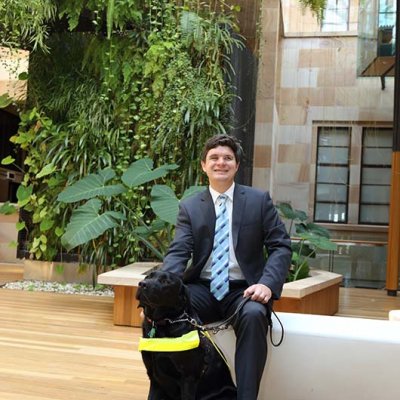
[243, 283, 272, 304]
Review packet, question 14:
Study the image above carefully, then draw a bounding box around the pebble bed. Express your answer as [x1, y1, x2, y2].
[2, 280, 114, 297]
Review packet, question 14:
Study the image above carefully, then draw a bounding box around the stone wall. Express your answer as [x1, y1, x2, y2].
[254, 0, 394, 227]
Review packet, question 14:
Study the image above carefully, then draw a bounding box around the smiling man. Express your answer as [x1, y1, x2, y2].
[162, 134, 291, 400]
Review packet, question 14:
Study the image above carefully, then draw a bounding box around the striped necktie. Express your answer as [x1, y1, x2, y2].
[210, 194, 230, 300]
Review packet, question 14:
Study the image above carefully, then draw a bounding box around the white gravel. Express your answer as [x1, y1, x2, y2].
[1, 280, 114, 297]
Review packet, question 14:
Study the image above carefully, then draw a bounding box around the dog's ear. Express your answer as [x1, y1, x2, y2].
[135, 284, 146, 309]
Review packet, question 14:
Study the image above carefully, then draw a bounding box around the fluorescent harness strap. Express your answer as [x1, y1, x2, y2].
[138, 330, 200, 352]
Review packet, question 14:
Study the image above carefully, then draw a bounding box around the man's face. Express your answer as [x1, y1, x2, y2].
[201, 145, 239, 187]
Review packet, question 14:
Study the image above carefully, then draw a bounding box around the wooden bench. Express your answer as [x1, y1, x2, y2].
[98, 263, 342, 326]
[97, 262, 160, 327]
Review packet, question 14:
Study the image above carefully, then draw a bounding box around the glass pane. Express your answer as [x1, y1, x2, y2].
[363, 128, 393, 147]
[362, 167, 391, 184]
[378, 0, 396, 26]
[321, 0, 350, 32]
[318, 147, 349, 164]
[315, 203, 347, 222]
[360, 205, 389, 224]
[363, 147, 392, 165]
[319, 128, 350, 146]
[317, 166, 348, 184]
[316, 184, 347, 202]
[361, 185, 390, 204]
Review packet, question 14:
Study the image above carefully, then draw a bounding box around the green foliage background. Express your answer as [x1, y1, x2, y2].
[0, 0, 242, 268]
[0, 0, 325, 268]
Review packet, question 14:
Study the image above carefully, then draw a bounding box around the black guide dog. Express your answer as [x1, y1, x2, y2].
[136, 270, 237, 400]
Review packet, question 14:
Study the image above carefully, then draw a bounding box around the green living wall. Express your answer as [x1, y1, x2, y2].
[0, 0, 242, 268]
[0, 0, 324, 269]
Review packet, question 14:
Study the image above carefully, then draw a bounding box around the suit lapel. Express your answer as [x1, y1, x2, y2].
[200, 189, 216, 237]
[232, 184, 246, 249]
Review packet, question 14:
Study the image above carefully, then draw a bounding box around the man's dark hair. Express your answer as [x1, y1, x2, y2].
[201, 134, 243, 163]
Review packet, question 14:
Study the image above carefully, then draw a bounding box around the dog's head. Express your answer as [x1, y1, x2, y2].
[136, 270, 190, 322]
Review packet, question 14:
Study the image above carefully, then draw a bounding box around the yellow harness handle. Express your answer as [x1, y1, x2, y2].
[138, 330, 200, 352]
[138, 329, 233, 376]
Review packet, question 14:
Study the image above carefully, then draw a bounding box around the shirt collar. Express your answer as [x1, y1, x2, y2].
[209, 182, 235, 204]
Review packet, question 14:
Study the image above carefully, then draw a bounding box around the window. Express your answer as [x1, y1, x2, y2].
[321, 0, 350, 32]
[314, 127, 350, 223]
[359, 128, 392, 224]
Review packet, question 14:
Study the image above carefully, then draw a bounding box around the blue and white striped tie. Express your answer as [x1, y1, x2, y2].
[210, 194, 230, 300]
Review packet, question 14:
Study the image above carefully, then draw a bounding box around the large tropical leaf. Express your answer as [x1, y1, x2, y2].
[58, 168, 126, 203]
[277, 202, 307, 222]
[181, 185, 205, 200]
[296, 222, 331, 238]
[299, 232, 337, 251]
[150, 185, 179, 225]
[151, 185, 205, 225]
[61, 198, 126, 251]
[122, 158, 178, 188]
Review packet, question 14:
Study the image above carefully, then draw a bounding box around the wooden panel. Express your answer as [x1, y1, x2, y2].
[386, 152, 400, 293]
[113, 285, 142, 327]
[274, 284, 340, 315]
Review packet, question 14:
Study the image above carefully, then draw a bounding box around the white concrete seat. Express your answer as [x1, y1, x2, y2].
[212, 312, 400, 400]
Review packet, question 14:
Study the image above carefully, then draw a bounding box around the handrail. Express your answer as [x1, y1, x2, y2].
[330, 239, 387, 246]
[291, 237, 387, 246]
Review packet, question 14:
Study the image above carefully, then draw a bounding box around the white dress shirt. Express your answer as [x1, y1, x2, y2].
[200, 182, 245, 281]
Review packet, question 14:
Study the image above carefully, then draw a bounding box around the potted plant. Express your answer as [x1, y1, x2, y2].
[274, 203, 342, 315]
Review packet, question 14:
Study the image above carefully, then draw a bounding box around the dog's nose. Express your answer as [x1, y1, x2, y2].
[138, 281, 146, 288]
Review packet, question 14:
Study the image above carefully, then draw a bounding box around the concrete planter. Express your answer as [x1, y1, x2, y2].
[274, 270, 343, 316]
[23, 259, 95, 284]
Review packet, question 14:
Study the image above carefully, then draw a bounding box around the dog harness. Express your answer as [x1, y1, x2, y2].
[138, 330, 200, 352]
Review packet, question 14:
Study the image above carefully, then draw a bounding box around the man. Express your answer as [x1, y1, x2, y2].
[162, 134, 291, 399]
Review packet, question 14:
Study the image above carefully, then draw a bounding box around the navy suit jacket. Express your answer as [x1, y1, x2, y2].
[162, 184, 292, 299]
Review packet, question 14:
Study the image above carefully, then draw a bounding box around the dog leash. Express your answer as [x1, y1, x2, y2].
[201, 297, 250, 334]
[159, 298, 250, 334]
[154, 296, 284, 348]
[203, 298, 284, 347]
[162, 297, 284, 346]
[269, 306, 284, 347]
[200, 299, 284, 375]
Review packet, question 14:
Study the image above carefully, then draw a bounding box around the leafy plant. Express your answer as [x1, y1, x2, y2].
[277, 202, 337, 282]
[0, 0, 242, 265]
[57, 157, 204, 267]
